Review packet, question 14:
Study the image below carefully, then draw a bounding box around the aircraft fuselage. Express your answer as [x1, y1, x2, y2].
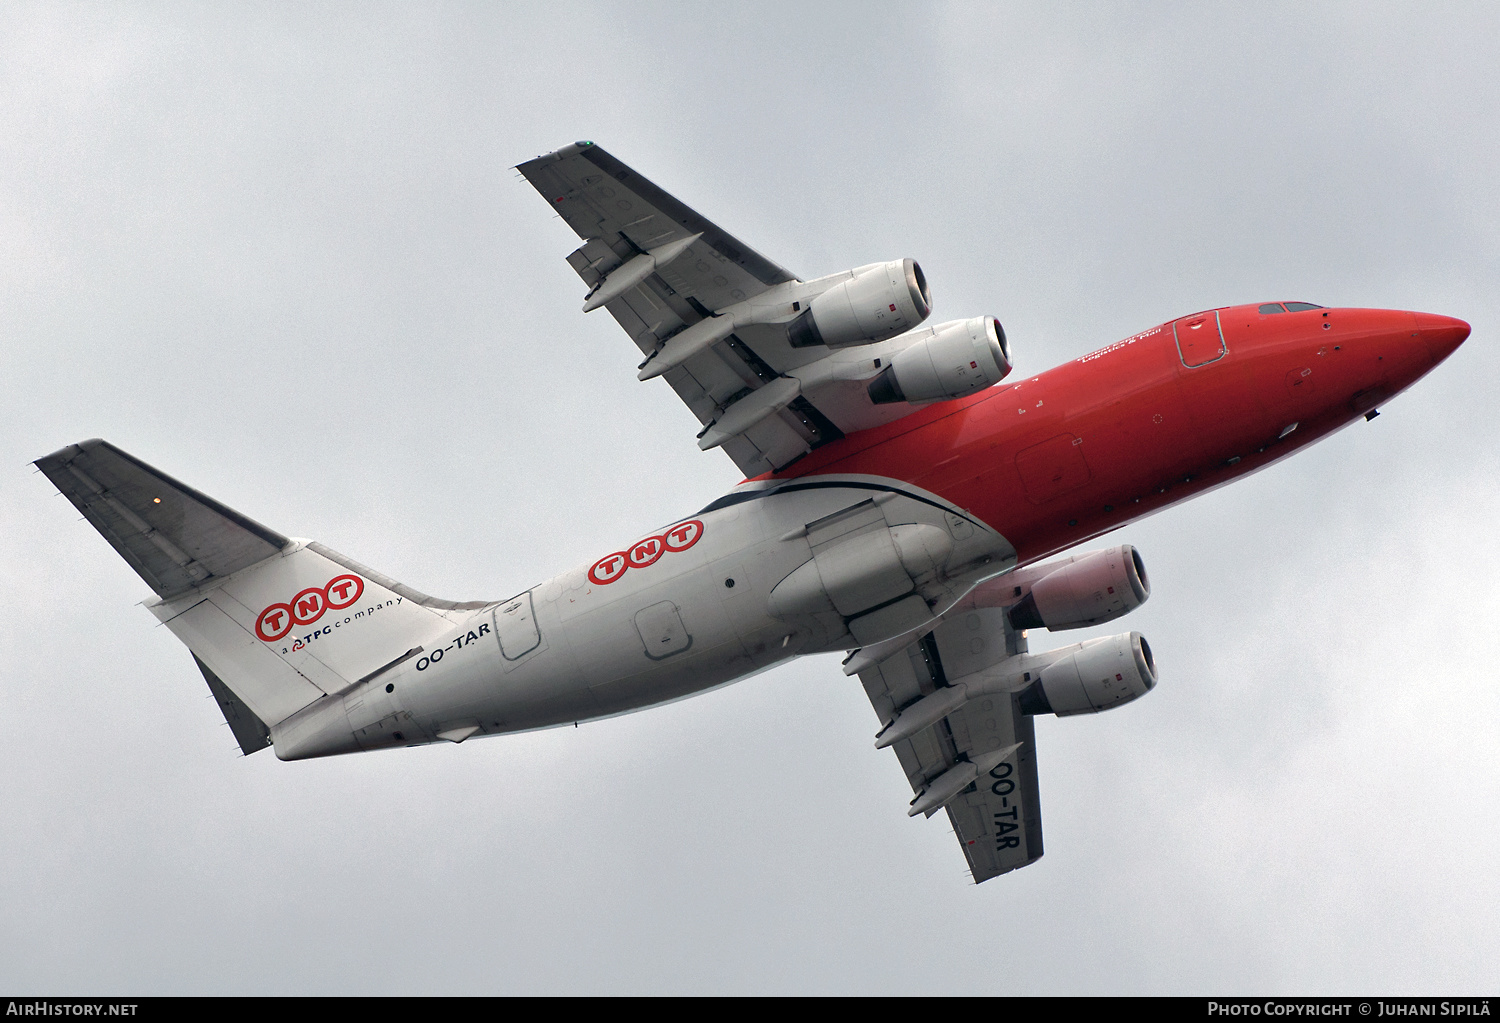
[270, 303, 1467, 759]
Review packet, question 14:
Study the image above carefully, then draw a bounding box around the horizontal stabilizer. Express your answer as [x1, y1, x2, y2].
[35, 439, 289, 600]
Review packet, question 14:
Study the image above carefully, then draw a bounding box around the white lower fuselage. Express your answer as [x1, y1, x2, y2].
[272, 476, 1016, 760]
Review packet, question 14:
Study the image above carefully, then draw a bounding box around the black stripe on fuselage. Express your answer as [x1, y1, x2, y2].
[694, 478, 984, 530]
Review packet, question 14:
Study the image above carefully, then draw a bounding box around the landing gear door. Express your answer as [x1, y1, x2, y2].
[1173, 310, 1226, 367]
[494, 590, 543, 668]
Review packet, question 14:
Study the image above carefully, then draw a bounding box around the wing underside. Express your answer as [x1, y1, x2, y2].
[856, 607, 1044, 882]
[518, 143, 868, 476]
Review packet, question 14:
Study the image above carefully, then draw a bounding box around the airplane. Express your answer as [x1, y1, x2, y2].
[35, 141, 1470, 883]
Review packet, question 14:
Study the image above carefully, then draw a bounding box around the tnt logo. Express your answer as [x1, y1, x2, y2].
[255, 574, 364, 641]
[588, 519, 704, 586]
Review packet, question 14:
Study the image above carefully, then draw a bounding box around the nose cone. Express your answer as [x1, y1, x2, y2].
[1414, 312, 1471, 363]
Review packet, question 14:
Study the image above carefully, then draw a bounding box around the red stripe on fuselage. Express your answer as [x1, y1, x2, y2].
[765, 304, 1463, 566]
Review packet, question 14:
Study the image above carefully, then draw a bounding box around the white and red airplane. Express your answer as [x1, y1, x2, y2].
[37, 142, 1469, 882]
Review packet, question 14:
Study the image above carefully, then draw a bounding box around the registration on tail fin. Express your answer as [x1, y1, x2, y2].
[35, 439, 491, 755]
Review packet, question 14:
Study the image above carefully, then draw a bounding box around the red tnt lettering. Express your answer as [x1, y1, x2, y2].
[290, 587, 327, 626]
[324, 574, 364, 610]
[255, 574, 367, 641]
[255, 603, 294, 642]
[662, 519, 703, 553]
[628, 536, 664, 568]
[586, 521, 705, 585]
[588, 553, 629, 586]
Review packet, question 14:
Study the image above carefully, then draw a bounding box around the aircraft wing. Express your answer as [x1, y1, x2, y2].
[517, 142, 925, 477]
[854, 606, 1044, 882]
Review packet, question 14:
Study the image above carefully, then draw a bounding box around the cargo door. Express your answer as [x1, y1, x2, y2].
[634, 601, 692, 660]
[1014, 433, 1092, 504]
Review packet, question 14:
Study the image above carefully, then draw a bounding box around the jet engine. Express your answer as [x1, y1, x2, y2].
[1016, 632, 1158, 716]
[787, 259, 932, 349]
[1007, 545, 1150, 631]
[866, 316, 1012, 405]
[871, 627, 1160, 748]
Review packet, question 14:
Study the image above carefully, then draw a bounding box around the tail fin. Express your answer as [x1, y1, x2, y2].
[36, 439, 491, 753]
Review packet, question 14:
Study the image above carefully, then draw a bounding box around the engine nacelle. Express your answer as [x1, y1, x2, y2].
[1017, 632, 1158, 716]
[1008, 545, 1149, 632]
[866, 316, 1012, 405]
[788, 259, 931, 349]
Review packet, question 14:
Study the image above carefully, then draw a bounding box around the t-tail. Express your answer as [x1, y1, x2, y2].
[34, 439, 493, 756]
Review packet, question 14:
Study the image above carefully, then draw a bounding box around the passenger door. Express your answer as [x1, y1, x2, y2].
[494, 590, 544, 669]
[1173, 310, 1226, 367]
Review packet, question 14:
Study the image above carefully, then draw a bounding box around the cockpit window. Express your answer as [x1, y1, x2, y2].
[1258, 303, 1286, 314]
[1284, 302, 1324, 311]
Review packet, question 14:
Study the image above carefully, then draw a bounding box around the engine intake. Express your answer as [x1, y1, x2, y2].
[1008, 545, 1149, 631]
[867, 316, 1012, 405]
[788, 259, 931, 349]
[1017, 632, 1158, 716]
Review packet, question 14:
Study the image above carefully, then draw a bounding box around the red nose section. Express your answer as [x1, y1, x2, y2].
[1414, 312, 1471, 363]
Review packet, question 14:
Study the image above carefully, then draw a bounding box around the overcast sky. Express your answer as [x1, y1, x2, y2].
[3, 2, 1498, 995]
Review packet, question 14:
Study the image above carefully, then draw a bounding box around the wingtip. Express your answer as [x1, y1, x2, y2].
[521, 140, 601, 170]
[34, 437, 104, 469]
